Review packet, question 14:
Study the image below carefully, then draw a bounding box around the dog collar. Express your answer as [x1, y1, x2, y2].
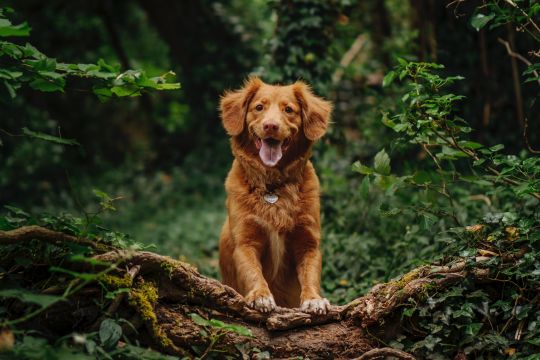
[263, 193, 279, 204]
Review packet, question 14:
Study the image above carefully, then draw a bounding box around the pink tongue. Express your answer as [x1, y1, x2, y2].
[259, 140, 283, 167]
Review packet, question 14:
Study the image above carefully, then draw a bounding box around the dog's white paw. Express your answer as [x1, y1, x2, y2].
[301, 298, 330, 315]
[247, 295, 276, 313]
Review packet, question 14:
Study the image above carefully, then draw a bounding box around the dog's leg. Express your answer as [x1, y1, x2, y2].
[232, 221, 276, 313]
[292, 222, 330, 315]
[219, 220, 238, 289]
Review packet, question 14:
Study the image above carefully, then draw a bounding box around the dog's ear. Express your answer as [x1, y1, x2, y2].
[293, 81, 332, 141]
[220, 77, 262, 136]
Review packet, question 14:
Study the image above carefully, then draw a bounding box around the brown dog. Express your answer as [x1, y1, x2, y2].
[218, 77, 332, 314]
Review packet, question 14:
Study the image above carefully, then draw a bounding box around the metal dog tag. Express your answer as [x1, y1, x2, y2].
[263, 193, 278, 204]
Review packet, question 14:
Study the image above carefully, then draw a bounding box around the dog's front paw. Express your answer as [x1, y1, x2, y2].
[301, 298, 330, 315]
[245, 290, 276, 313]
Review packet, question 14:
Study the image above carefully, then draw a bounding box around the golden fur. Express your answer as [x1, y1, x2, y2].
[218, 77, 332, 313]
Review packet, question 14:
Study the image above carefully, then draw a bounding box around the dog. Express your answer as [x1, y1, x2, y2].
[218, 77, 332, 314]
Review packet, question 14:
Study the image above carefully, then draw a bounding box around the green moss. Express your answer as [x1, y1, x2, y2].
[98, 273, 132, 290]
[160, 259, 176, 279]
[393, 266, 427, 289]
[129, 282, 173, 348]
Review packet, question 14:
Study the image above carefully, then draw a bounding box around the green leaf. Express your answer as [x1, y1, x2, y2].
[155, 82, 181, 90]
[393, 123, 409, 132]
[460, 141, 483, 149]
[473, 158, 486, 166]
[470, 13, 495, 31]
[527, 338, 540, 347]
[382, 71, 396, 87]
[465, 322, 483, 336]
[360, 176, 370, 198]
[421, 213, 438, 230]
[516, 304, 532, 320]
[189, 313, 252, 337]
[93, 87, 112, 101]
[0, 288, 63, 308]
[381, 112, 395, 128]
[29, 78, 64, 92]
[220, 323, 252, 337]
[22, 127, 79, 146]
[0, 19, 31, 37]
[489, 144, 504, 152]
[110, 85, 140, 97]
[402, 307, 415, 318]
[190, 313, 211, 327]
[92, 189, 111, 201]
[0, 69, 23, 79]
[373, 149, 391, 175]
[3, 80, 16, 98]
[99, 319, 122, 349]
[352, 161, 373, 175]
[4, 205, 30, 217]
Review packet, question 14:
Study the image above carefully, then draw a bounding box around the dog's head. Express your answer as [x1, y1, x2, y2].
[220, 77, 332, 167]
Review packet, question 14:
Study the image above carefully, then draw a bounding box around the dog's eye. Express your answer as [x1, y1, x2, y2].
[284, 106, 294, 114]
[255, 104, 264, 111]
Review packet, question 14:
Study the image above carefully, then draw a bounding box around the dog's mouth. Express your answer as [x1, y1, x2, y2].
[255, 137, 291, 167]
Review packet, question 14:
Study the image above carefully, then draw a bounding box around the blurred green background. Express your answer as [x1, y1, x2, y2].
[2, 0, 539, 304]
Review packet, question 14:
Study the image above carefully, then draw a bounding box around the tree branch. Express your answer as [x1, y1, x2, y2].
[0, 225, 113, 251]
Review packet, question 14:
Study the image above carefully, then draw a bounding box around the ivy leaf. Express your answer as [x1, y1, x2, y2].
[373, 149, 391, 175]
[22, 127, 79, 146]
[470, 13, 495, 31]
[421, 213, 438, 230]
[99, 319, 122, 349]
[189, 313, 252, 337]
[465, 322, 483, 336]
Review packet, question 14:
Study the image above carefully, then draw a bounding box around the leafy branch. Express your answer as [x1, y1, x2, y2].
[382, 60, 540, 202]
[0, 7, 180, 100]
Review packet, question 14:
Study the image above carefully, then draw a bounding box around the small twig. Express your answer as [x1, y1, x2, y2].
[332, 34, 366, 85]
[497, 37, 540, 86]
[0, 128, 24, 137]
[515, 319, 525, 341]
[503, 0, 540, 35]
[355, 347, 416, 360]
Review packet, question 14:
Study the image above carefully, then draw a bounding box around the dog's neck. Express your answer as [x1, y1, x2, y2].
[231, 137, 312, 192]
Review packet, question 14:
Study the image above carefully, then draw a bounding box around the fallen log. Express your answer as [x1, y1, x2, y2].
[1, 226, 525, 359]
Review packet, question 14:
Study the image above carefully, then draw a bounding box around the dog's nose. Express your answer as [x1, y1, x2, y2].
[263, 121, 279, 133]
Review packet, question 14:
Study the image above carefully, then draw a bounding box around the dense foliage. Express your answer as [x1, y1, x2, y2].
[1, 0, 539, 358]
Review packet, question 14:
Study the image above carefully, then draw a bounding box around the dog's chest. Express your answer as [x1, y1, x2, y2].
[250, 184, 302, 232]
